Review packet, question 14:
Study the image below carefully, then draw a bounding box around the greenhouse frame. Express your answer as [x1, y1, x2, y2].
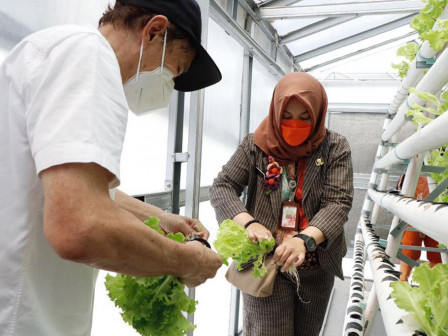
[1, 0, 447, 335]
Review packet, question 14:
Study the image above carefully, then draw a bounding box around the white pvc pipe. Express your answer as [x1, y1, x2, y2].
[368, 188, 448, 246]
[358, 123, 396, 336]
[343, 230, 365, 336]
[365, 142, 416, 336]
[370, 133, 399, 224]
[374, 109, 448, 169]
[361, 219, 415, 336]
[382, 154, 423, 267]
[385, 5, 448, 117]
[382, 47, 448, 141]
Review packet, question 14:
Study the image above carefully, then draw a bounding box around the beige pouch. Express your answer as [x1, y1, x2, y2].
[225, 258, 278, 297]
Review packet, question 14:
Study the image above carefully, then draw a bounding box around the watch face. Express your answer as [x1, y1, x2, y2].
[306, 237, 317, 251]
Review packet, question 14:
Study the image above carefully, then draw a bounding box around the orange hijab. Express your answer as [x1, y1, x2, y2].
[253, 72, 328, 165]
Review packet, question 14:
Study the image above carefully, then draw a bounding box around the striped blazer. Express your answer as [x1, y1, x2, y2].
[209, 130, 354, 279]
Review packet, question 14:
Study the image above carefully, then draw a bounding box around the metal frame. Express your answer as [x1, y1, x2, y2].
[343, 6, 448, 333]
[209, 0, 295, 77]
[257, 1, 424, 20]
[304, 32, 417, 72]
[158, 1, 448, 335]
[279, 16, 357, 45]
[294, 14, 416, 63]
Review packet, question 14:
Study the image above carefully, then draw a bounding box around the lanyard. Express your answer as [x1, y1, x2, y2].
[286, 160, 306, 202]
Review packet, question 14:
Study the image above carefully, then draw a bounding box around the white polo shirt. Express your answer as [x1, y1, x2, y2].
[0, 25, 128, 335]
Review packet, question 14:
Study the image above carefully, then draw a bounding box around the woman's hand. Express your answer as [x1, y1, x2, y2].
[273, 236, 306, 272]
[246, 222, 273, 243]
[159, 213, 210, 240]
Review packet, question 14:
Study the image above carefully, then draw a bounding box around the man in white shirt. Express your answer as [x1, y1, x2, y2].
[0, 0, 222, 335]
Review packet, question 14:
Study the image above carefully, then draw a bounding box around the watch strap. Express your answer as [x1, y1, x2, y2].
[293, 233, 317, 252]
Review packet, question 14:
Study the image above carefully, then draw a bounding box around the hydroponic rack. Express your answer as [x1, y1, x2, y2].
[343, 5, 448, 336]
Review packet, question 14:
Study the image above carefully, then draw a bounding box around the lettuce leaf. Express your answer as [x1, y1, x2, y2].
[411, 0, 448, 36]
[213, 219, 275, 278]
[422, 19, 448, 51]
[391, 61, 410, 78]
[397, 42, 420, 62]
[391, 262, 448, 336]
[105, 217, 197, 336]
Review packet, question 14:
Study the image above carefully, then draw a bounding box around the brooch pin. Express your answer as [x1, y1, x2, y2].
[315, 158, 324, 166]
[259, 156, 282, 195]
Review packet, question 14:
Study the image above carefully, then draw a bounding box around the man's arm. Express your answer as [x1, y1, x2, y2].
[41, 162, 221, 287]
[114, 189, 166, 221]
[114, 189, 210, 239]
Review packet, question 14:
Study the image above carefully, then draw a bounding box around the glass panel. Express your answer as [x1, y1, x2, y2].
[299, 25, 416, 71]
[249, 58, 278, 132]
[120, 110, 170, 196]
[287, 14, 412, 56]
[199, 19, 244, 187]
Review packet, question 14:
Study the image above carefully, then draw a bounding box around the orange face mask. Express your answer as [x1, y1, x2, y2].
[280, 120, 312, 146]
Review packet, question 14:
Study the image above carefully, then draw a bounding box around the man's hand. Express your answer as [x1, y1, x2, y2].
[159, 213, 210, 240]
[179, 241, 223, 288]
[246, 222, 273, 243]
[273, 236, 306, 272]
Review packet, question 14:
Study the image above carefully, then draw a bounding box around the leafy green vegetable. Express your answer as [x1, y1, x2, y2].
[411, 0, 448, 37]
[397, 42, 420, 62]
[406, 88, 448, 125]
[105, 217, 197, 336]
[409, 87, 441, 107]
[422, 19, 448, 51]
[427, 146, 448, 203]
[406, 106, 434, 125]
[391, 262, 448, 336]
[214, 219, 275, 278]
[391, 61, 410, 78]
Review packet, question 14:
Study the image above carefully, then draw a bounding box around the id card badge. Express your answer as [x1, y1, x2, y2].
[279, 201, 300, 230]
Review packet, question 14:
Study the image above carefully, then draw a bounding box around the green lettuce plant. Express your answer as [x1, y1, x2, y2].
[422, 19, 448, 51]
[411, 0, 448, 37]
[214, 219, 275, 278]
[406, 88, 448, 125]
[105, 217, 196, 336]
[391, 43, 420, 78]
[391, 262, 448, 336]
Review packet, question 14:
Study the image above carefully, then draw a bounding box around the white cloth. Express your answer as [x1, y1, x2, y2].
[0, 25, 128, 335]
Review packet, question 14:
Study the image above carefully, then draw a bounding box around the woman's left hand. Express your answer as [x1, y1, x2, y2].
[273, 236, 306, 272]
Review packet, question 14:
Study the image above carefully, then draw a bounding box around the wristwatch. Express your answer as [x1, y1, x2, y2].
[294, 234, 317, 252]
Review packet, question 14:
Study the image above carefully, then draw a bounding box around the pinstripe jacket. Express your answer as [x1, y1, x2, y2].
[209, 130, 354, 279]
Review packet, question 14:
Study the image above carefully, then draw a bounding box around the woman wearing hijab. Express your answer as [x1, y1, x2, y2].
[210, 72, 354, 336]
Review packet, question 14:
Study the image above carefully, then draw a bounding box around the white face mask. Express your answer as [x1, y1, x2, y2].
[123, 31, 175, 115]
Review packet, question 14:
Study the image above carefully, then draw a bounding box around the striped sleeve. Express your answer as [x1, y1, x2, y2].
[310, 134, 354, 247]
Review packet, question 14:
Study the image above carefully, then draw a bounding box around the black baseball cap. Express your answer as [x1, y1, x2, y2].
[121, 0, 222, 92]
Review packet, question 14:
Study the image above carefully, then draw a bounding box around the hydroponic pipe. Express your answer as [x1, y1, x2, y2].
[363, 138, 415, 336]
[355, 121, 396, 336]
[342, 230, 365, 336]
[367, 188, 448, 246]
[374, 106, 448, 169]
[370, 133, 399, 224]
[361, 218, 415, 336]
[382, 46, 448, 142]
[386, 6, 448, 117]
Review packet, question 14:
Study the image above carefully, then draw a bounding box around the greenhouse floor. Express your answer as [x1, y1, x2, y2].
[321, 253, 387, 336]
[322, 277, 386, 336]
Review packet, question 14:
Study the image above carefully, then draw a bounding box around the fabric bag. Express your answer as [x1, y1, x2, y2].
[225, 258, 278, 297]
